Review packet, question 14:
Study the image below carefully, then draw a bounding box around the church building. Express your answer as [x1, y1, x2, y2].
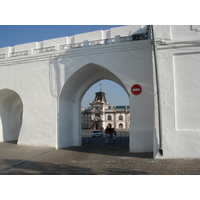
[81, 90, 130, 130]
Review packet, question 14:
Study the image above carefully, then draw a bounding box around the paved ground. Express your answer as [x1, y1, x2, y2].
[1, 132, 200, 175]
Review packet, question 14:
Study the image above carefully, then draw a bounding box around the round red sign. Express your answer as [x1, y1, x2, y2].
[131, 84, 142, 95]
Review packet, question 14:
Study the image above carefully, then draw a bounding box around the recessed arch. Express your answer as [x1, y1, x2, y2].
[0, 89, 23, 142]
[57, 63, 130, 149]
[59, 63, 129, 102]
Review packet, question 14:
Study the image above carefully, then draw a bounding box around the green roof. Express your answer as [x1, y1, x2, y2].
[108, 106, 130, 109]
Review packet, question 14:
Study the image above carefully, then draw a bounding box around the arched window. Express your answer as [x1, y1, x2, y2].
[119, 123, 123, 129]
[119, 114, 123, 120]
[108, 115, 112, 121]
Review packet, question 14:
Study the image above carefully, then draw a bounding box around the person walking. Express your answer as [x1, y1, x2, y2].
[112, 130, 117, 143]
[104, 126, 109, 143]
[100, 127, 104, 141]
[107, 124, 113, 143]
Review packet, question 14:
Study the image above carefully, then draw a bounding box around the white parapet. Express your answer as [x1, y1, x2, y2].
[0, 25, 148, 59]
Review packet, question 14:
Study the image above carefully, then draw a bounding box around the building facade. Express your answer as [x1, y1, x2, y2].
[82, 91, 130, 130]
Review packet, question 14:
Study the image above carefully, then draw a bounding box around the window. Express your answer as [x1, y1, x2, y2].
[119, 115, 123, 120]
[119, 123, 123, 129]
[108, 115, 112, 121]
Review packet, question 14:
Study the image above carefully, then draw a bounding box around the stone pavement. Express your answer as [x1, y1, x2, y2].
[1, 136, 200, 175]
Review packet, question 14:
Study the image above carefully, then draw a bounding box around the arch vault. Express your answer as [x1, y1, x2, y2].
[0, 89, 23, 142]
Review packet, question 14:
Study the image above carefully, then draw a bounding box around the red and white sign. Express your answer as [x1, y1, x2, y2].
[131, 84, 142, 95]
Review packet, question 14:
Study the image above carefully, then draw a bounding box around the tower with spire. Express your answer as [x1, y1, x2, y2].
[89, 84, 110, 129]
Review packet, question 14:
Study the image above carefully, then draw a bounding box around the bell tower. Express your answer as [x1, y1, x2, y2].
[90, 85, 110, 129]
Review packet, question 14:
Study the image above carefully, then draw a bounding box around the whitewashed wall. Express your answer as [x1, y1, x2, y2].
[0, 25, 154, 156]
[0, 59, 57, 147]
[153, 25, 200, 158]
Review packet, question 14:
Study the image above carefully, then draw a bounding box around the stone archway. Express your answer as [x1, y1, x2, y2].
[0, 89, 23, 142]
[57, 63, 129, 149]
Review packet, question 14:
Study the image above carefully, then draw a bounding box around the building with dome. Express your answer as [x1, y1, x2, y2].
[81, 90, 130, 130]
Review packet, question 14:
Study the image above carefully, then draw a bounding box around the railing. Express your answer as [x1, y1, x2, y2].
[88, 39, 105, 45]
[33, 46, 55, 54]
[88, 38, 115, 46]
[59, 42, 84, 50]
[59, 38, 115, 50]
[119, 132, 129, 142]
[59, 44, 71, 50]
[10, 50, 28, 58]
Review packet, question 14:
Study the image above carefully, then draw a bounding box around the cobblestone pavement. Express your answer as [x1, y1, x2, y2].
[1, 134, 200, 175]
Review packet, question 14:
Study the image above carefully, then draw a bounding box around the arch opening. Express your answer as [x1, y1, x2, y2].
[57, 63, 130, 149]
[81, 79, 130, 146]
[0, 89, 23, 143]
[81, 79, 130, 130]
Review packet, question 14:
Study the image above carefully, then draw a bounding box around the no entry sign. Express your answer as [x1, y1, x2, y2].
[131, 84, 142, 95]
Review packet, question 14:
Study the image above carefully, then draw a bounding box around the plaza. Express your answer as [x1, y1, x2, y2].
[1, 130, 200, 175]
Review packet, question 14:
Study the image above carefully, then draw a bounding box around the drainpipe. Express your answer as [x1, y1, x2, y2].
[151, 25, 163, 156]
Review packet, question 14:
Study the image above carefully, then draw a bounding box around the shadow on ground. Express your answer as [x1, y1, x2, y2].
[78, 136, 153, 159]
[2, 136, 200, 175]
[0, 159, 149, 175]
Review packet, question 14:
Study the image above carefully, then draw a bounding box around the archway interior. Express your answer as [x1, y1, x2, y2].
[58, 63, 130, 148]
[0, 89, 23, 142]
[81, 79, 130, 145]
[81, 79, 130, 129]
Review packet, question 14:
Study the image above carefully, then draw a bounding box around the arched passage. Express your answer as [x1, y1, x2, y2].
[0, 89, 23, 142]
[81, 79, 130, 130]
[57, 63, 129, 149]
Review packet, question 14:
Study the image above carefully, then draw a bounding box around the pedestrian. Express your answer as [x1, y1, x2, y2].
[112, 130, 117, 143]
[104, 126, 109, 143]
[100, 127, 104, 140]
[107, 124, 113, 143]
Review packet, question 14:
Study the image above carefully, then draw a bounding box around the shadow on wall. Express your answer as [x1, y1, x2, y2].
[0, 89, 23, 142]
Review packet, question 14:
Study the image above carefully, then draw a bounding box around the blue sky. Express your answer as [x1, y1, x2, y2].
[0, 25, 129, 108]
[0, 25, 124, 48]
[82, 80, 129, 108]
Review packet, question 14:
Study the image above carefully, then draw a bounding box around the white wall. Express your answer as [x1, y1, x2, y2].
[0, 25, 154, 154]
[154, 25, 200, 158]
[0, 59, 57, 147]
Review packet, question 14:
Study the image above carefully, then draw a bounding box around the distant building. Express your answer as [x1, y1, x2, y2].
[82, 91, 130, 130]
